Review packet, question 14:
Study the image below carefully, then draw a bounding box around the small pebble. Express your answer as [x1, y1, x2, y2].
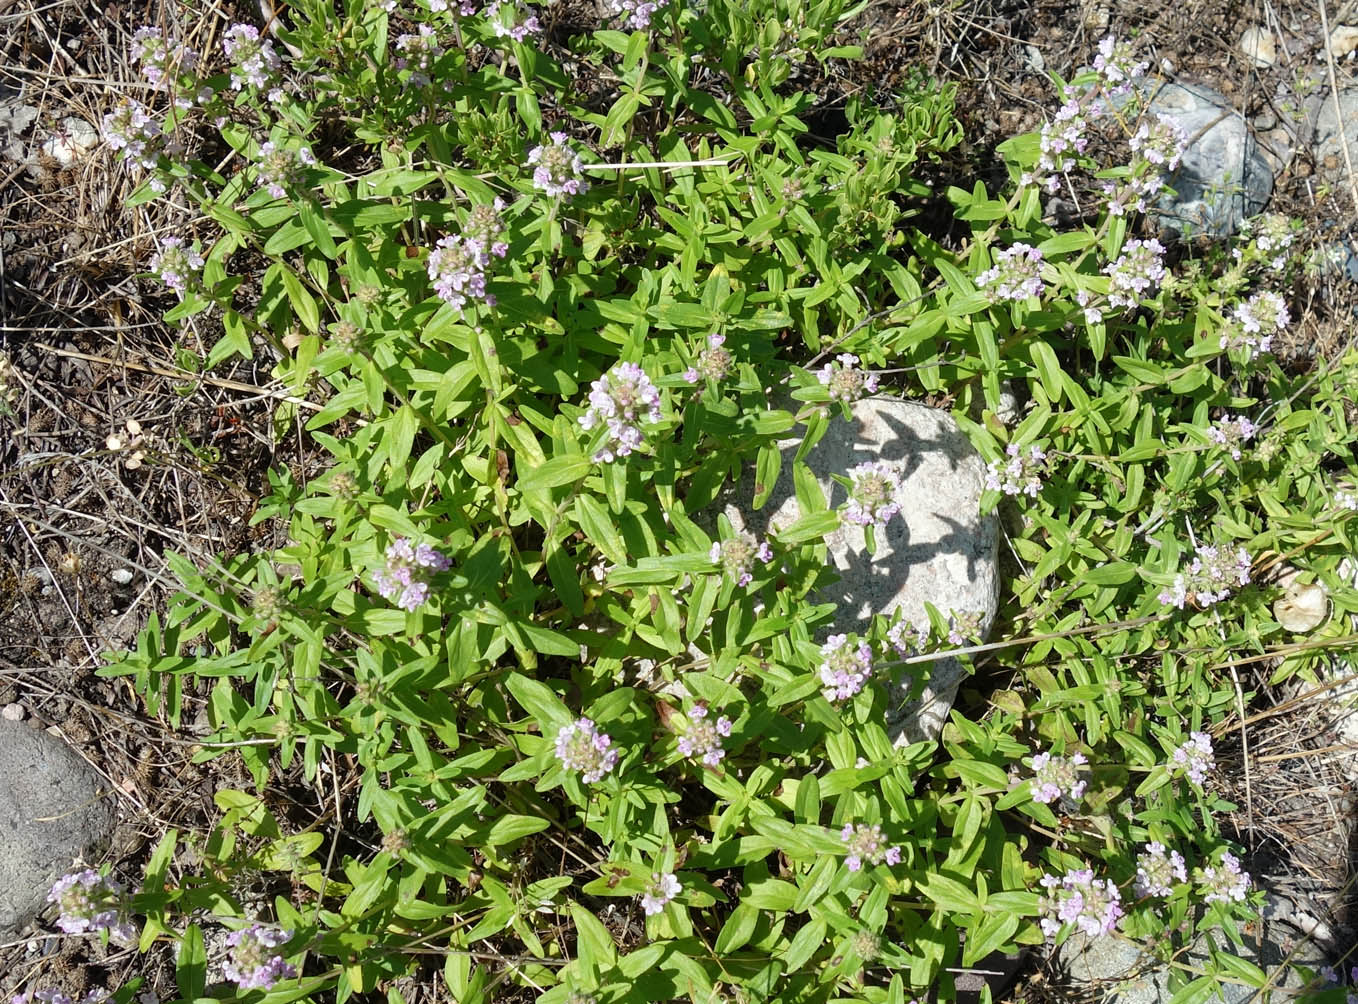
[109, 569, 134, 585]
[2, 704, 24, 721]
[1239, 26, 1277, 67]
[1330, 24, 1358, 59]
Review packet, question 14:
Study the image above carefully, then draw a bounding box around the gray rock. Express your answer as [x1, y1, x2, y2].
[1303, 86, 1358, 184]
[1057, 898, 1330, 1003]
[1145, 81, 1274, 238]
[0, 85, 38, 163]
[0, 722, 117, 936]
[711, 397, 1000, 745]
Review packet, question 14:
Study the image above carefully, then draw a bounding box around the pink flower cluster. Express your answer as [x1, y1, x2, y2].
[373, 536, 451, 611]
[102, 99, 162, 171]
[978, 243, 1046, 302]
[1039, 867, 1123, 938]
[554, 717, 619, 783]
[1199, 851, 1250, 905]
[1020, 99, 1094, 192]
[819, 633, 874, 702]
[487, 0, 542, 40]
[1171, 731, 1215, 785]
[1222, 291, 1289, 359]
[710, 532, 773, 587]
[641, 872, 681, 914]
[222, 23, 284, 101]
[395, 25, 444, 86]
[984, 442, 1047, 497]
[841, 461, 903, 528]
[1104, 238, 1167, 309]
[1092, 36, 1149, 94]
[47, 870, 135, 943]
[148, 237, 205, 296]
[683, 333, 733, 384]
[427, 200, 509, 312]
[676, 704, 733, 767]
[840, 823, 901, 871]
[578, 362, 662, 462]
[223, 923, 296, 990]
[1207, 415, 1256, 459]
[816, 353, 879, 403]
[1158, 544, 1251, 609]
[527, 131, 588, 199]
[605, 0, 663, 30]
[129, 26, 197, 89]
[256, 141, 316, 199]
[1133, 842, 1187, 898]
[1029, 750, 1088, 805]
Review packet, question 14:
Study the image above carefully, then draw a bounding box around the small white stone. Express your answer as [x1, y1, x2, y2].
[1, 704, 24, 721]
[1329, 24, 1358, 59]
[39, 117, 98, 168]
[109, 569, 134, 585]
[1239, 26, 1277, 67]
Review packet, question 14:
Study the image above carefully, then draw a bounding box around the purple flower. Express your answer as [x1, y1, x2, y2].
[555, 717, 620, 783]
[605, 0, 663, 29]
[487, 0, 542, 40]
[130, 26, 197, 89]
[1039, 867, 1123, 938]
[1092, 37, 1149, 94]
[148, 237, 205, 296]
[527, 131, 587, 199]
[815, 353, 879, 403]
[102, 98, 162, 170]
[887, 618, 930, 657]
[222, 24, 283, 94]
[1133, 842, 1187, 898]
[426, 235, 494, 311]
[223, 923, 296, 990]
[840, 823, 901, 872]
[463, 199, 510, 259]
[640, 872, 680, 915]
[683, 333, 732, 385]
[1207, 415, 1256, 460]
[841, 461, 903, 528]
[984, 442, 1047, 497]
[1021, 100, 1095, 191]
[372, 536, 451, 611]
[819, 633, 873, 702]
[1337, 490, 1357, 512]
[1130, 115, 1187, 171]
[394, 25, 444, 86]
[1029, 750, 1088, 805]
[1104, 238, 1166, 309]
[1170, 731, 1215, 786]
[1158, 545, 1251, 609]
[1199, 851, 1250, 905]
[710, 531, 773, 587]
[675, 703, 734, 767]
[1222, 291, 1289, 359]
[578, 362, 662, 462]
[977, 243, 1045, 303]
[47, 870, 135, 943]
[256, 141, 316, 199]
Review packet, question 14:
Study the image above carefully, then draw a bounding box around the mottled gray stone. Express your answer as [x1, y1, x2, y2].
[1303, 87, 1358, 184]
[0, 85, 38, 163]
[713, 397, 1000, 745]
[1144, 81, 1274, 238]
[0, 722, 117, 936]
[1057, 899, 1329, 1003]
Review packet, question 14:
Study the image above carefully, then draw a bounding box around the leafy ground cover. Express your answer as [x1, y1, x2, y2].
[2, 0, 1358, 1002]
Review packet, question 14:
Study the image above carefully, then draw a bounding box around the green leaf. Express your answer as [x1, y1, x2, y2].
[570, 900, 618, 967]
[962, 912, 1019, 966]
[518, 454, 591, 492]
[1029, 340, 1065, 403]
[916, 872, 979, 912]
[486, 814, 551, 846]
[505, 672, 570, 732]
[176, 923, 207, 999]
[282, 268, 320, 333]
